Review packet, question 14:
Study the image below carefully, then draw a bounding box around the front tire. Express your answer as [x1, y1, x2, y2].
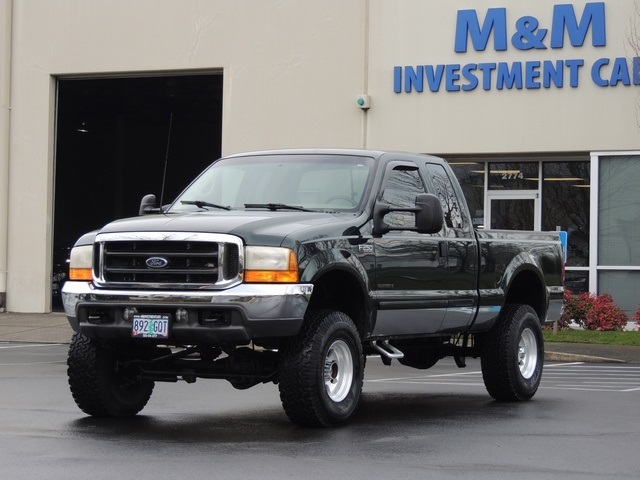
[278, 310, 364, 427]
[480, 304, 544, 401]
[67, 333, 154, 417]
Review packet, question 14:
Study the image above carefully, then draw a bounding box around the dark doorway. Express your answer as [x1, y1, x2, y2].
[53, 74, 223, 309]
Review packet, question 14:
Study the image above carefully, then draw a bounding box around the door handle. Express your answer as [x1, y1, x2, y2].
[438, 241, 448, 266]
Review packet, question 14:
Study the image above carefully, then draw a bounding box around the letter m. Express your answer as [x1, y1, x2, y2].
[551, 2, 606, 48]
[454, 8, 507, 53]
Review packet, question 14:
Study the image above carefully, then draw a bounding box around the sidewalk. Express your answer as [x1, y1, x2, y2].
[0, 312, 72, 344]
[1, 311, 639, 364]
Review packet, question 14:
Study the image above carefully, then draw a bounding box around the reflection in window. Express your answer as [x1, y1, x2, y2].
[542, 161, 590, 267]
[491, 198, 535, 230]
[382, 167, 425, 228]
[425, 163, 463, 228]
[448, 162, 485, 228]
[298, 167, 368, 208]
[169, 154, 374, 212]
[598, 156, 640, 266]
[565, 271, 589, 294]
[599, 271, 640, 316]
[488, 162, 539, 190]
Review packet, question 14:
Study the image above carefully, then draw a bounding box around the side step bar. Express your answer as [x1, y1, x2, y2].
[370, 340, 404, 359]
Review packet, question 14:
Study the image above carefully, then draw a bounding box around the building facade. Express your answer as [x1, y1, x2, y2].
[0, 0, 638, 314]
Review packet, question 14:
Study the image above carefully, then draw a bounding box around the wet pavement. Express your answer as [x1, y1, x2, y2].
[2, 343, 639, 480]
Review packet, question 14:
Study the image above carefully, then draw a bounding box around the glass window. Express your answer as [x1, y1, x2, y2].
[490, 198, 535, 230]
[169, 154, 375, 212]
[448, 162, 485, 228]
[381, 166, 425, 228]
[298, 166, 369, 209]
[488, 162, 539, 190]
[425, 163, 464, 228]
[598, 271, 640, 317]
[542, 161, 590, 267]
[565, 271, 589, 294]
[598, 155, 640, 266]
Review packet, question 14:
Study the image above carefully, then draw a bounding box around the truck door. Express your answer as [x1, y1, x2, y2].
[424, 162, 479, 332]
[371, 161, 447, 336]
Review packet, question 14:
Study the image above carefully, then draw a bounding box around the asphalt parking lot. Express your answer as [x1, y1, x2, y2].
[1, 341, 639, 480]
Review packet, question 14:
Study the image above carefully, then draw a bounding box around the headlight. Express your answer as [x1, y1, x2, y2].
[68, 245, 93, 281]
[244, 246, 299, 283]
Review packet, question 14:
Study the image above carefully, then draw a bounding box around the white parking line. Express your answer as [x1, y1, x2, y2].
[366, 362, 640, 393]
[366, 369, 482, 383]
[0, 343, 64, 349]
[0, 361, 66, 366]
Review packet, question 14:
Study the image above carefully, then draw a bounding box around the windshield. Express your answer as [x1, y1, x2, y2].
[169, 154, 375, 213]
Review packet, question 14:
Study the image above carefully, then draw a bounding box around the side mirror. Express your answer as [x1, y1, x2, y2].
[139, 194, 160, 215]
[373, 193, 444, 235]
[414, 193, 444, 234]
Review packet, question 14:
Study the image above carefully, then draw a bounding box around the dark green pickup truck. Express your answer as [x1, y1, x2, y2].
[62, 149, 563, 427]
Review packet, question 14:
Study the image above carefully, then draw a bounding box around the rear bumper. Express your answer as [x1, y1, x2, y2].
[61, 281, 313, 345]
[544, 286, 564, 325]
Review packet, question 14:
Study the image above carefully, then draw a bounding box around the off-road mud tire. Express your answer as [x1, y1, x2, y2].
[480, 304, 544, 401]
[278, 310, 364, 427]
[67, 332, 154, 417]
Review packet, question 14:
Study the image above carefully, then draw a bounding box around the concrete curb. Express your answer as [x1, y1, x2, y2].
[544, 351, 626, 363]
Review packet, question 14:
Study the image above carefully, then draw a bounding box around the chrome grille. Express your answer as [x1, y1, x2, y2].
[93, 232, 243, 289]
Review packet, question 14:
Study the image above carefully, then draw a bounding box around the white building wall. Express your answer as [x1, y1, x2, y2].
[367, 0, 640, 153]
[2, 0, 639, 312]
[6, 0, 367, 312]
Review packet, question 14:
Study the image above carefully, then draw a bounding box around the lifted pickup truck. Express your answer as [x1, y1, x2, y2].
[62, 149, 563, 427]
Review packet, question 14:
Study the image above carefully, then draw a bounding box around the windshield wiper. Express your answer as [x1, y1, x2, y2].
[181, 200, 231, 210]
[244, 203, 314, 212]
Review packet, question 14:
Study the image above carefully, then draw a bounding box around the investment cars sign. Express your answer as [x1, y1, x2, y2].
[394, 2, 640, 93]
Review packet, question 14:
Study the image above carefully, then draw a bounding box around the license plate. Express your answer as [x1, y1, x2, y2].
[132, 314, 170, 339]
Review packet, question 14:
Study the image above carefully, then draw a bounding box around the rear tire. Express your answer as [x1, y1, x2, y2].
[67, 333, 154, 417]
[480, 304, 544, 401]
[278, 310, 364, 427]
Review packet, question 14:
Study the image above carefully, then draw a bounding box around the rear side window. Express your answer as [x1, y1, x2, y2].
[425, 163, 464, 229]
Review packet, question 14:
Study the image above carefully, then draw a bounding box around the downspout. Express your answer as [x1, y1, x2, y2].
[0, 0, 12, 311]
[361, 0, 370, 149]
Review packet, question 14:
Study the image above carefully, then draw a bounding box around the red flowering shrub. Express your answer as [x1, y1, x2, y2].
[583, 293, 628, 331]
[561, 290, 628, 331]
[559, 290, 591, 329]
[633, 305, 640, 330]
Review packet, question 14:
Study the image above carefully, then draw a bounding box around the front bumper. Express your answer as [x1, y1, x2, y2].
[61, 281, 313, 345]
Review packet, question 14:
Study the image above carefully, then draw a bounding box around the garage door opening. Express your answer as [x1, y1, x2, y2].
[53, 74, 223, 310]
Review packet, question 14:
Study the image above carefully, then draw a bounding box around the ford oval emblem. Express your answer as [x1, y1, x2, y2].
[146, 257, 170, 269]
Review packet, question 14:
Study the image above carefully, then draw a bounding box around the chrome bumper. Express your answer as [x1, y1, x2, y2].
[61, 281, 313, 344]
[544, 286, 565, 325]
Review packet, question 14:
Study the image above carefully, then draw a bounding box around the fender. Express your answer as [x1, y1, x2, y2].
[499, 251, 545, 295]
[500, 252, 547, 319]
[73, 230, 100, 247]
[298, 244, 374, 335]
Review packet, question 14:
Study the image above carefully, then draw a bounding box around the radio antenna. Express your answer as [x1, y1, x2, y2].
[158, 112, 174, 214]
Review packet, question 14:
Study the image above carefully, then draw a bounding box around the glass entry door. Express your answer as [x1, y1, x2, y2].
[487, 192, 540, 231]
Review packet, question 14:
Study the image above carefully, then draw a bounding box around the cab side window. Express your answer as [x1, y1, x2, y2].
[425, 163, 464, 229]
[381, 165, 425, 229]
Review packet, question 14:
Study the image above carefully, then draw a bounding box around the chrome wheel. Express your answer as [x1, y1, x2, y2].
[323, 339, 354, 402]
[518, 327, 538, 379]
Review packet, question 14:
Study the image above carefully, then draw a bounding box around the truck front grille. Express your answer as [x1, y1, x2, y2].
[93, 232, 243, 290]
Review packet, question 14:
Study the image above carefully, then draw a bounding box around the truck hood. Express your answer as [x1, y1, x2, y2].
[96, 210, 357, 246]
